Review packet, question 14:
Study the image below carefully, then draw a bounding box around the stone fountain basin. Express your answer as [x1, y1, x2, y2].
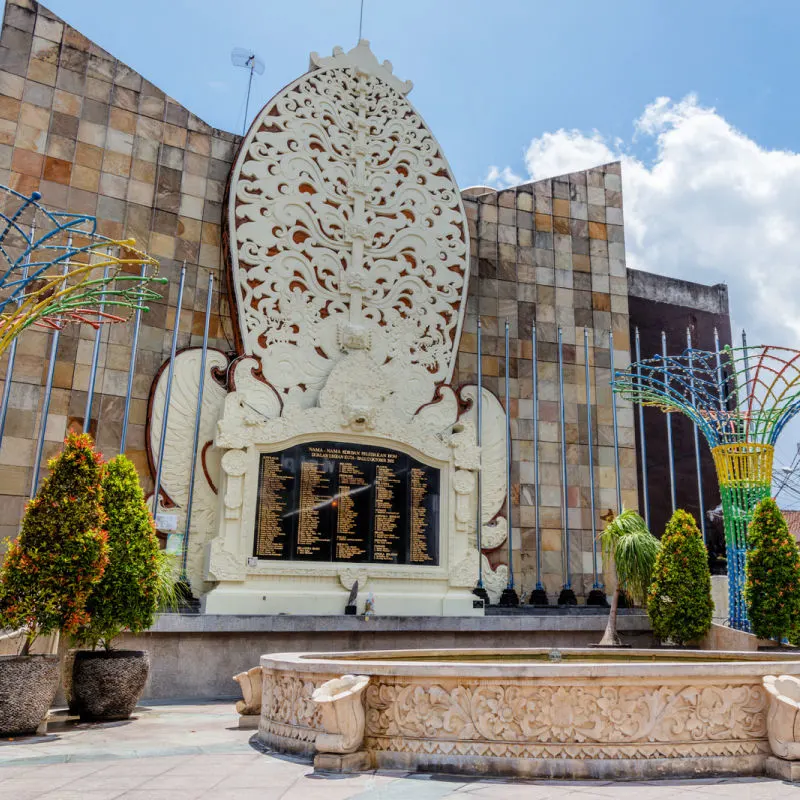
[259, 647, 800, 780]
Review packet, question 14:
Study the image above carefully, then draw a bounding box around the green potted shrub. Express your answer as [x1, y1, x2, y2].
[69, 455, 170, 721]
[745, 498, 800, 645]
[598, 509, 660, 647]
[648, 509, 714, 646]
[0, 433, 108, 736]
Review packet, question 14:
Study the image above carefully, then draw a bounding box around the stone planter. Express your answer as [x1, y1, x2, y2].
[71, 650, 150, 721]
[0, 654, 60, 736]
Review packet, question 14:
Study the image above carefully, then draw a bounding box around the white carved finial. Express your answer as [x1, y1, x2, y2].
[312, 674, 370, 753]
[309, 40, 413, 94]
[764, 674, 800, 760]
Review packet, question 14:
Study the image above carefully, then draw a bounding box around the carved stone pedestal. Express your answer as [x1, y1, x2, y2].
[766, 755, 800, 782]
[314, 751, 371, 773]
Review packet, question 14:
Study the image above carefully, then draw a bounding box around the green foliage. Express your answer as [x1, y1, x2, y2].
[745, 498, 800, 642]
[73, 455, 161, 650]
[154, 550, 180, 614]
[600, 509, 660, 605]
[648, 509, 714, 645]
[0, 433, 108, 654]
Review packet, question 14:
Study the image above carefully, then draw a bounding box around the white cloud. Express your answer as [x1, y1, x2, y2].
[484, 165, 522, 189]
[485, 95, 800, 349]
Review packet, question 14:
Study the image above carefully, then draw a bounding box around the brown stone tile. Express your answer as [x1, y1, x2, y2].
[102, 150, 131, 177]
[553, 216, 569, 235]
[0, 118, 16, 146]
[588, 221, 607, 240]
[592, 292, 611, 312]
[109, 105, 136, 134]
[130, 157, 156, 183]
[75, 140, 103, 169]
[60, 46, 88, 75]
[111, 83, 138, 112]
[164, 123, 187, 148]
[70, 163, 99, 192]
[187, 130, 211, 156]
[43, 155, 71, 184]
[68, 186, 97, 214]
[573, 254, 590, 273]
[552, 197, 569, 217]
[84, 75, 111, 103]
[0, 95, 20, 121]
[11, 147, 43, 177]
[8, 171, 38, 195]
[49, 109, 78, 138]
[64, 26, 91, 53]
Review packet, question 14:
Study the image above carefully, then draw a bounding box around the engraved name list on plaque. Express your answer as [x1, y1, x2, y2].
[253, 441, 439, 565]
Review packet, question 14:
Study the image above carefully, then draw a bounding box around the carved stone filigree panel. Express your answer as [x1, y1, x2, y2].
[363, 678, 768, 758]
[228, 41, 469, 409]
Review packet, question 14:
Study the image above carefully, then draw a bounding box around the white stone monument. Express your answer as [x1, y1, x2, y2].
[148, 42, 509, 615]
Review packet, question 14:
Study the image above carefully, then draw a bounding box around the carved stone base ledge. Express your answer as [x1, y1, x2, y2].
[314, 751, 372, 773]
[238, 714, 260, 730]
[766, 755, 800, 782]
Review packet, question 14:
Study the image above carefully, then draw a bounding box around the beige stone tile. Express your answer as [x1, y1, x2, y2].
[15, 122, 46, 152]
[0, 70, 25, 100]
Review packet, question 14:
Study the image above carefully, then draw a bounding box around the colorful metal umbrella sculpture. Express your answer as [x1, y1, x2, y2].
[613, 342, 800, 630]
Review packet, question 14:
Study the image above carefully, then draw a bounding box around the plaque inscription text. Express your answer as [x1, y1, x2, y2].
[253, 442, 439, 565]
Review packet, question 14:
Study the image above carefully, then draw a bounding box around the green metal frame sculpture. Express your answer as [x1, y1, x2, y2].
[612, 342, 800, 630]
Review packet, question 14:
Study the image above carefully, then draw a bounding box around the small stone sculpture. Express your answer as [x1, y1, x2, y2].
[363, 592, 375, 617]
[311, 674, 370, 754]
[233, 666, 263, 716]
[764, 675, 800, 760]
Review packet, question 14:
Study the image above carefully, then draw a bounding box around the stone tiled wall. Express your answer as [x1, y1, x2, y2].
[0, 1, 639, 603]
[454, 171, 638, 601]
[0, 0, 240, 543]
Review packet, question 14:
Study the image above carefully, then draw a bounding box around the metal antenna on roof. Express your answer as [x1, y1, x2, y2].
[231, 48, 265, 136]
[358, 0, 365, 40]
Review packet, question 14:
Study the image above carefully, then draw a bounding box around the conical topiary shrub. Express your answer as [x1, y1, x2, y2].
[73, 454, 162, 650]
[0, 433, 108, 736]
[647, 509, 714, 646]
[0, 433, 108, 654]
[745, 498, 800, 643]
[69, 455, 165, 721]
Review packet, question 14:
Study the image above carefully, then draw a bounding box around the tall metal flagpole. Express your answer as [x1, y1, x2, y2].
[120, 262, 147, 453]
[529, 323, 548, 605]
[585, 329, 605, 606]
[609, 330, 622, 513]
[181, 272, 214, 586]
[31, 236, 71, 496]
[0, 217, 35, 447]
[83, 252, 111, 434]
[557, 327, 576, 605]
[635, 327, 650, 528]
[152, 263, 187, 518]
[662, 330, 677, 513]
[686, 328, 706, 543]
[473, 318, 489, 604]
[499, 319, 519, 606]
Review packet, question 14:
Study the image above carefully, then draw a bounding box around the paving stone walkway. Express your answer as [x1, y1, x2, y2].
[1, 702, 799, 799]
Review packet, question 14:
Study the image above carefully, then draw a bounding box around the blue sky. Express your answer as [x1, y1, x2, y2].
[34, 0, 800, 186]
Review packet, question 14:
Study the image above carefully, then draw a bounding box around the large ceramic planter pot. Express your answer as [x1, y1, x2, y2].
[71, 650, 150, 721]
[0, 654, 60, 736]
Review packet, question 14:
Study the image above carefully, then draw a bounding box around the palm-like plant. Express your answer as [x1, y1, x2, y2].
[598, 509, 660, 646]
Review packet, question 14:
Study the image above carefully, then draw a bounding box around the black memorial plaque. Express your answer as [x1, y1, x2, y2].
[252, 441, 439, 565]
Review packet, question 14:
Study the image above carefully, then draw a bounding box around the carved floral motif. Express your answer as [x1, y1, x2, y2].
[365, 679, 768, 747]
